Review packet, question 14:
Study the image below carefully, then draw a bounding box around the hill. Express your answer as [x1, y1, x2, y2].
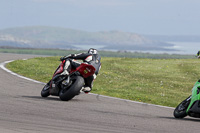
[144, 35, 200, 42]
[0, 26, 174, 51]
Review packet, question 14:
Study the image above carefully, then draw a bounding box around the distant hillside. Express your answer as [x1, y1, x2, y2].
[0, 26, 175, 51]
[144, 35, 200, 42]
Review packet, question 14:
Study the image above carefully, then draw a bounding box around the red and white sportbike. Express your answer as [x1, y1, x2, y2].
[41, 59, 95, 101]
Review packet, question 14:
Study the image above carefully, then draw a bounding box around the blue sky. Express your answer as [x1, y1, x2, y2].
[1, 0, 200, 35]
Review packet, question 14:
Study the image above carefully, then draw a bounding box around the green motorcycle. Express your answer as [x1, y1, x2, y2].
[174, 80, 200, 118]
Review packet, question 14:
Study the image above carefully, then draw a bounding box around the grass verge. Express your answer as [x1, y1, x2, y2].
[6, 56, 200, 107]
[0, 47, 195, 59]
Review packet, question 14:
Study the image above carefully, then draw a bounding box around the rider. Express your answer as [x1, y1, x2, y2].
[59, 48, 101, 93]
[197, 51, 200, 58]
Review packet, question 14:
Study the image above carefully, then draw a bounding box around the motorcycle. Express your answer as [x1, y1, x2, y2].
[41, 59, 96, 101]
[195, 55, 200, 59]
[174, 80, 200, 118]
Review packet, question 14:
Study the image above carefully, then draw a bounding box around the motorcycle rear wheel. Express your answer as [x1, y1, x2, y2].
[174, 96, 191, 118]
[59, 76, 84, 101]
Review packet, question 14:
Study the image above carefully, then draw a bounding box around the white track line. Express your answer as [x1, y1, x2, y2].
[0, 60, 45, 85]
[0, 60, 174, 109]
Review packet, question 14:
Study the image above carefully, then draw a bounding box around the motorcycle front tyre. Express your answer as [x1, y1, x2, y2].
[59, 76, 84, 101]
[173, 96, 191, 118]
[41, 83, 50, 97]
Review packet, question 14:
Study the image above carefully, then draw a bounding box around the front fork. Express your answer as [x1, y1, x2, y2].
[50, 75, 68, 96]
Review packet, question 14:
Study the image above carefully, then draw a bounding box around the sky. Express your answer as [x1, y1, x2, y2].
[1, 0, 200, 35]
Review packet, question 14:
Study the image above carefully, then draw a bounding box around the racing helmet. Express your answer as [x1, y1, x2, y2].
[88, 48, 98, 54]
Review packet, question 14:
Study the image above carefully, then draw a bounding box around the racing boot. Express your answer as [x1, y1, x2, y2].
[81, 86, 91, 93]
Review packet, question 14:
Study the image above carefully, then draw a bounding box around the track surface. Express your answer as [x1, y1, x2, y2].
[0, 53, 200, 133]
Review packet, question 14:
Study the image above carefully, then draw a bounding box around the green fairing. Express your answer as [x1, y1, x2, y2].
[186, 81, 200, 113]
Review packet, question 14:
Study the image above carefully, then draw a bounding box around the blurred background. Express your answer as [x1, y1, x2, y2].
[1, 0, 200, 55]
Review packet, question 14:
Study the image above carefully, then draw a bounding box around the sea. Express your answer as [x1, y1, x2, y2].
[137, 42, 200, 55]
[159, 42, 200, 55]
[75, 42, 200, 55]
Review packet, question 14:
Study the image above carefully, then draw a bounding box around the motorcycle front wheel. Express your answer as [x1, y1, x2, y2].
[174, 96, 191, 118]
[41, 82, 50, 97]
[59, 76, 84, 101]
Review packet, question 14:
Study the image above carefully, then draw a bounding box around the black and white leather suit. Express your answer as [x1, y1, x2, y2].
[60, 51, 101, 92]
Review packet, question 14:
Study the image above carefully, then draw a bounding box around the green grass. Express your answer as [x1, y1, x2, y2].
[6, 57, 200, 107]
[0, 47, 195, 59]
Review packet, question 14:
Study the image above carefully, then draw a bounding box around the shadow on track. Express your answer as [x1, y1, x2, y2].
[21, 95, 82, 102]
[21, 95, 60, 101]
[159, 116, 200, 122]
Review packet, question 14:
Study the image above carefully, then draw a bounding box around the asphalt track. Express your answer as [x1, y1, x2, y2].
[0, 53, 200, 133]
